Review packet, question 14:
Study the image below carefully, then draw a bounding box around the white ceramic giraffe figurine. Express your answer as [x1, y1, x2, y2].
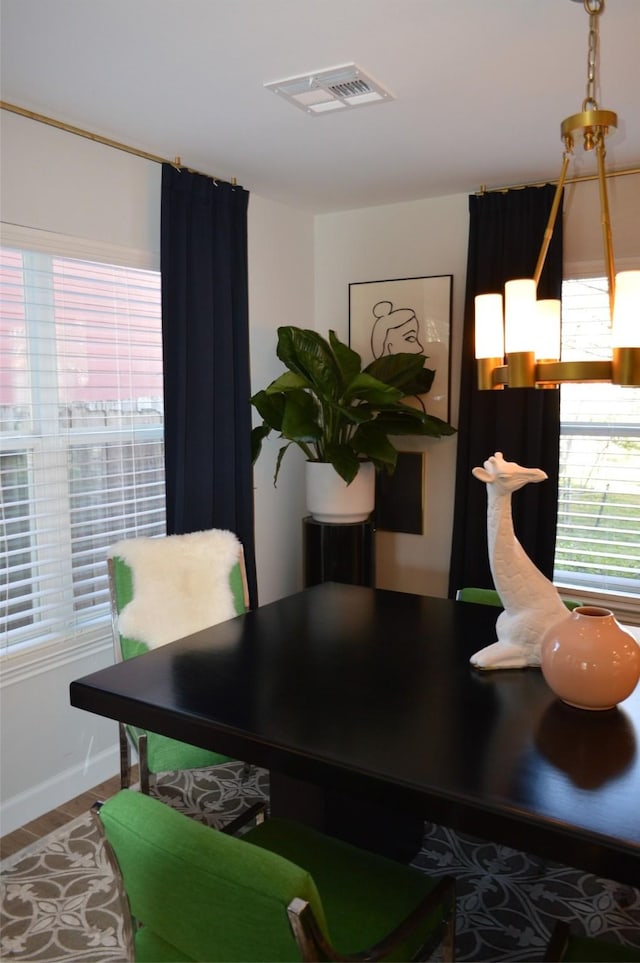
[470, 452, 568, 670]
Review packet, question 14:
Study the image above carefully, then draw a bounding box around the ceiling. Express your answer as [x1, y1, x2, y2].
[1, 0, 639, 214]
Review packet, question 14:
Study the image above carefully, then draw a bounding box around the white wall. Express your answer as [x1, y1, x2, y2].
[314, 195, 469, 596]
[0, 111, 312, 833]
[0, 111, 160, 255]
[564, 172, 640, 274]
[248, 194, 312, 604]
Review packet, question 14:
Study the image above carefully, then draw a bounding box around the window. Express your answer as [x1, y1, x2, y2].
[554, 277, 640, 610]
[1, 240, 165, 657]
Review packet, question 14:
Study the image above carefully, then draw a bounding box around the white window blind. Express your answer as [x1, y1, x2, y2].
[1, 242, 165, 656]
[554, 277, 640, 604]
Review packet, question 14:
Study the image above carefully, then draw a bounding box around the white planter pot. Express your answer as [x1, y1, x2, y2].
[306, 461, 375, 524]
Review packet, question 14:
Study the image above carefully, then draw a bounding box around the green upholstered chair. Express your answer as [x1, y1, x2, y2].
[456, 587, 582, 610]
[107, 530, 250, 795]
[544, 920, 639, 961]
[456, 587, 504, 607]
[96, 789, 457, 963]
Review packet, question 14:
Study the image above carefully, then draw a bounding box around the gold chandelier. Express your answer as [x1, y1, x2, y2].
[475, 0, 640, 391]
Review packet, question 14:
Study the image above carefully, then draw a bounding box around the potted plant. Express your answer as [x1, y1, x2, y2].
[251, 326, 456, 522]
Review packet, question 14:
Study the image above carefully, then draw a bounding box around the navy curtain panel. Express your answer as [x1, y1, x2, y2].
[447, 185, 563, 598]
[161, 164, 257, 607]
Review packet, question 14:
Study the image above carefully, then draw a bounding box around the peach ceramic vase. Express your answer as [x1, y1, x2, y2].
[541, 606, 640, 711]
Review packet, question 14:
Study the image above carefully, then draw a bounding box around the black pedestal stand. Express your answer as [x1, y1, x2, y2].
[303, 516, 375, 588]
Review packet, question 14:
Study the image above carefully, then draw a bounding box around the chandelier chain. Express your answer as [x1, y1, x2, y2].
[584, 0, 602, 110]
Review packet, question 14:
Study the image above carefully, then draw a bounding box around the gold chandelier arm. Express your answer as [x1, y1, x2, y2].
[533, 154, 571, 287]
[595, 135, 616, 316]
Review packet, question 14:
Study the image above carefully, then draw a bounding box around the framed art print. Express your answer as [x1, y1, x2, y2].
[349, 274, 452, 422]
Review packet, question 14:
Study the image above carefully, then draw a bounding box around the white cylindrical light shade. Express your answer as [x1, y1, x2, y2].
[535, 299, 561, 361]
[612, 270, 640, 347]
[475, 294, 504, 358]
[505, 279, 537, 354]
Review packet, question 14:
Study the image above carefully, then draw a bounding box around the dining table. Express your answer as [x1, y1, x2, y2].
[70, 581, 640, 886]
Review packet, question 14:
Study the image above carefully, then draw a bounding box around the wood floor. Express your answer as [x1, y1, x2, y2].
[0, 771, 131, 862]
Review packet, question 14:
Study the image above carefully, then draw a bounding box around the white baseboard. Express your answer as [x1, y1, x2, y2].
[0, 745, 120, 837]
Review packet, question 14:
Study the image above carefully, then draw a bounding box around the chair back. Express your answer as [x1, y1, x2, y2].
[107, 531, 248, 662]
[456, 586, 582, 611]
[98, 790, 326, 962]
[456, 587, 503, 607]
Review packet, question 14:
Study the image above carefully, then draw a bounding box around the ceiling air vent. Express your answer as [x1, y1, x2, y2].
[264, 64, 394, 115]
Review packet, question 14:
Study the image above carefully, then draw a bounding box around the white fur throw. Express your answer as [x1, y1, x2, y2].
[108, 529, 242, 649]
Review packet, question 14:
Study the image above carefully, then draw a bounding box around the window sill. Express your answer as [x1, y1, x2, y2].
[0, 627, 113, 687]
[556, 583, 640, 627]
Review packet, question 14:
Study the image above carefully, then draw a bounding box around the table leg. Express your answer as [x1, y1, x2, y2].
[269, 772, 424, 863]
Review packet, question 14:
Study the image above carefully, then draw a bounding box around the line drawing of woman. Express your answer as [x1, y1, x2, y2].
[349, 276, 450, 421]
[370, 300, 430, 413]
[370, 301, 424, 358]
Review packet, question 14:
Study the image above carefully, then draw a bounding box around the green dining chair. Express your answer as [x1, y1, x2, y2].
[96, 789, 457, 963]
[456, 587, 582, 610]
[107, 530, 250, 795]
[544, 920, 639, 962]
[456, 587, 504, 607]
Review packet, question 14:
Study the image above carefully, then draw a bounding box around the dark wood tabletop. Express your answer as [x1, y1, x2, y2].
[70, 582, 640, 886]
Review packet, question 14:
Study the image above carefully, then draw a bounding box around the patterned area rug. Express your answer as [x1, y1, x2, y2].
[1, 761, 639, 962]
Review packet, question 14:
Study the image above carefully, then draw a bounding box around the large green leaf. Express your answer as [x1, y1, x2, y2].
[281, 391, 321, 443]
[351, 423, 398, 468]
[251, 389, 285, 430]
[418, 414, 457, 437]
[265, 370, 310, 394]
[400, 366, 436, 396]
[366, 353, 435, 395]
[374, 409, 457, 437]
[328, 399, 373, 426]
[277, 327, 341, 400]
[343, 372, 403, 406]
[354, 400, 427, 422]
[273, 442, 293, 487]
[322, 444, 362, 484]
[329, 330, 361, 387]
[250, 423, 271, 463]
